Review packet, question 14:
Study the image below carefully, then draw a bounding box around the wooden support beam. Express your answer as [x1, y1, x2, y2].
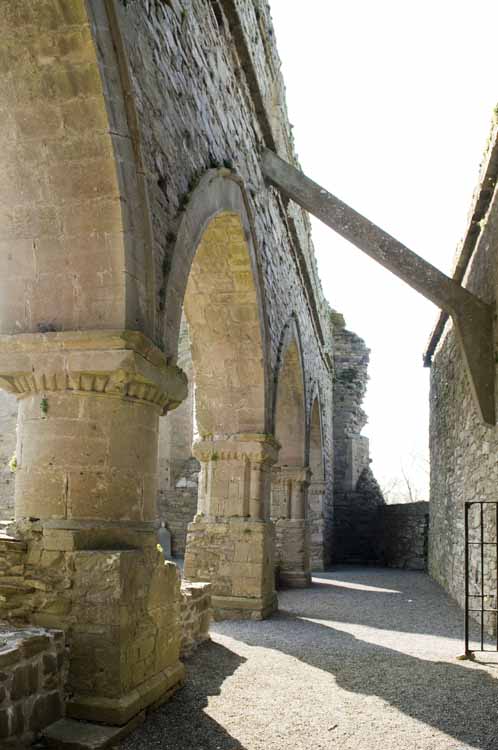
[262, 148, 496, 426]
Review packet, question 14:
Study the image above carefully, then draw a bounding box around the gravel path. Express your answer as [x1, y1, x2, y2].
[120, 567, 498, 750]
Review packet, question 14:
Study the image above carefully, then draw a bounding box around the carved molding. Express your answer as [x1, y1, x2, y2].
[272, 465, 311, 485]
[193, 434, 279, 465]
[0, 330, 187, 414]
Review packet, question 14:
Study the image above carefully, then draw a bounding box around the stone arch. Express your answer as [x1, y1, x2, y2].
[176, 175, 277, 620]
[183, 211, 266, 436]
[0, 0, 156, 336]
[272, 316, 311, 587]
[273, 316, 307, 462]
[308, 389, 325, 482]
[163, 171, 271, 424]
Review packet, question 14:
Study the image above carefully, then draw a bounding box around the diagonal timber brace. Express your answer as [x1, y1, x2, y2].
[262, 148, 496, 426]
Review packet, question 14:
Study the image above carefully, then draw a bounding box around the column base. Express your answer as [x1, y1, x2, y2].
[66, 663, 185, 726]
[278, 571, 312, 588]
[184, 517, 277, 620]
[4, 523, 185, 727]
[211, 591, 278, 621]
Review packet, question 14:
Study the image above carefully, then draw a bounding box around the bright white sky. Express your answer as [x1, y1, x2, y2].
[269, 0, 497, 501]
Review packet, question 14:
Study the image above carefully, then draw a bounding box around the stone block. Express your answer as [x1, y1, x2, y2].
[43, 713, 146, 750]
[29, 690, 63, 732]
[0, 707, 10, 739]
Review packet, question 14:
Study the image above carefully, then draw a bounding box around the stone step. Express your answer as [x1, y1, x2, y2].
[42, 713, 145, 749]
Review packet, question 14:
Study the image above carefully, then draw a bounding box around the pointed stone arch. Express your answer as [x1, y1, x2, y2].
[272, 316, 311, 587]
[169, 172, 277, 620]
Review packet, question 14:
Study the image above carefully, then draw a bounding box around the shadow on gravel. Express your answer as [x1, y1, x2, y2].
[297, 568, 466, 640]
[230, 611, 498, 750]
[119, 641, 248, 750]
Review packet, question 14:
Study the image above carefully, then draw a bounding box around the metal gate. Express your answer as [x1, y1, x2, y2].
[464, 501, 498, 658]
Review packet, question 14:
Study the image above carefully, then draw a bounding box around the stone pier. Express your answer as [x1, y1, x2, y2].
[272, 466, 311, 587]
[0, 330, 187, 726]
[184, 435, 278, 620]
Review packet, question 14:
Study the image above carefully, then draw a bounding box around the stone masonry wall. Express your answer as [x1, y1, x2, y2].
[333, 468, 385, 564]
[0, 524, 184, 725]
[383, 502, 429, 571]
[0, 627, 66, 746]
[430, 126, 498, 618]
[0, 392, 17, 522]
[179, 581, 211, 658]
[331, 311, 386, 562]
[96, 0, 336, 559]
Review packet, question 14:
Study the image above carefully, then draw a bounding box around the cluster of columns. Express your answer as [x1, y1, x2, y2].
[184, 434, 279, 620]
[271, 465, 312, 587]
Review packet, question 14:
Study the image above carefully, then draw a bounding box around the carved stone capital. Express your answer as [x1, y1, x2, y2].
[192, 434, 279, 465]
[273, 465, 311, 486]
[308, 480, 326, 495]
[0, 330, 187, 414]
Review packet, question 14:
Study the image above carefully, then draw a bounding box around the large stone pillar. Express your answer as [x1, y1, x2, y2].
[272, 466, 311, 587]
[0, 331, 187, 726]
[183, 434, 278, 620]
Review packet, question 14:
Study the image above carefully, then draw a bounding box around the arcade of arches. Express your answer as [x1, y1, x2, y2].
[0, 0, 495, 745]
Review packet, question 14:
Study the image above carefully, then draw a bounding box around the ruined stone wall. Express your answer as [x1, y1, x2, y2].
[180, 581, 211, 658]
[0, 392, 17, 522]
[429, 127, 498, 614]
[331, 312, 385, 562]
[383, 502, 428, 571]
[0, 627, 66, 746]
[333, 468, 385, 564]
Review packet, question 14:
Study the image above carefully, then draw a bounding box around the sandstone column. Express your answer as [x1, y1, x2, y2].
[183, 434, 278, 620]
[0, 330, 188, 726]
[272, 466, 311, 587]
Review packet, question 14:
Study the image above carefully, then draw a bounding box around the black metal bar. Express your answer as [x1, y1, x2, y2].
[463, 500, 498, 657]
[465, 502, 469, 656]
[481, 502, 485, 651]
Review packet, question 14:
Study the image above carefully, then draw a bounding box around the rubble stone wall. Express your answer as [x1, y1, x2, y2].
[0, 627, 66, 746]
[331, 313, 386, 562]
[429, 130, 498, 616]
[180, 581, 211, 658]
[332, 468, 385, 564]
[383, 502, 429, 571]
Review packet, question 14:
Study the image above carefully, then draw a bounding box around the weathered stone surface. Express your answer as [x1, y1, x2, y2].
[43, 713, 146, 750]
[428, 123, 498, 628]
[184, 516, 276, 620]
[180, 581, 212, 658]
[383, 502, 429, 571]
[0, 391, 16, 522]
[0, 627, 66, 745]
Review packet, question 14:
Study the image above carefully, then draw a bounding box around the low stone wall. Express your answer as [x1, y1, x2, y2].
[180, 581, 211, 658]
[0, 627, 66, 746]
[383, 502, 429, 571]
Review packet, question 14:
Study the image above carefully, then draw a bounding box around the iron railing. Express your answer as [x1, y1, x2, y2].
[464, 501, 498, 658]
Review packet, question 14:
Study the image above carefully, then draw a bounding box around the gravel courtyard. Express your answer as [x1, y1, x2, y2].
[120, 567, 498, 750]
